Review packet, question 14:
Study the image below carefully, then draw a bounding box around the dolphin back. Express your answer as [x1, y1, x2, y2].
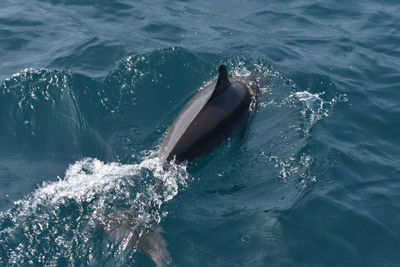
[160, 64, 231, 164]
[161, 65, 254, 165]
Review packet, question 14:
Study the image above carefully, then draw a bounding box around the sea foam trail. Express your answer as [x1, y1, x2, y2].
[0, 154, 188, 266]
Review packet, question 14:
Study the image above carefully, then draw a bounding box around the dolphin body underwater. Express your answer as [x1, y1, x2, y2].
[98, 65, 267, 267]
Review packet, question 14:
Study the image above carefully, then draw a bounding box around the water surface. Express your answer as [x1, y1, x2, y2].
[1, 0, 399, 266]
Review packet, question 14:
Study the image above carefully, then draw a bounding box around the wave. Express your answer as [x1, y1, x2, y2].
[0, 68, 112, 159]
[0, 47, 348, 265]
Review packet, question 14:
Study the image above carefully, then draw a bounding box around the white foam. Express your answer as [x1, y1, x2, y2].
[10, 153, 187, 213]
[292, 91, 334, 130]
[0, 151, 189, 265]
[294, 91, 324, 114]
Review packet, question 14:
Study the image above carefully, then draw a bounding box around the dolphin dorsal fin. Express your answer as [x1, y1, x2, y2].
[210, 65, 231, 100]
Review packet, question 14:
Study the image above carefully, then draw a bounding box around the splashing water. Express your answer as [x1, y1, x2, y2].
[252, 66, 347, 185]
[0, 154, 188, 266]
[293, 91, 345, 128]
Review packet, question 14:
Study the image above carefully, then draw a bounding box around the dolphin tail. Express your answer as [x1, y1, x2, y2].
[138, 225, 172, 267]
[95, 210, 172, 267]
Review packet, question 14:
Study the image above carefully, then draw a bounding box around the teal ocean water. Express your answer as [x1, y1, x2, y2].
[1, 0, 399, 266]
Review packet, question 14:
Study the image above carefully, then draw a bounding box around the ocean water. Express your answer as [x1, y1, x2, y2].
[0, 0, 399, 266]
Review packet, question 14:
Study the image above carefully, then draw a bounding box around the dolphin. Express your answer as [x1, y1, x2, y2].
[97, 65, 266, 267]
[160, 64, 265, 167]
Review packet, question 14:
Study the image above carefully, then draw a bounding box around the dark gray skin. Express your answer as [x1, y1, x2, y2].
[160, 64, 264, 167]
[96, 210, 171, 267]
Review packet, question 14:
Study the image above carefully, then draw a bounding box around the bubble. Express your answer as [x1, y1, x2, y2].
[241, 234, 252, 243]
